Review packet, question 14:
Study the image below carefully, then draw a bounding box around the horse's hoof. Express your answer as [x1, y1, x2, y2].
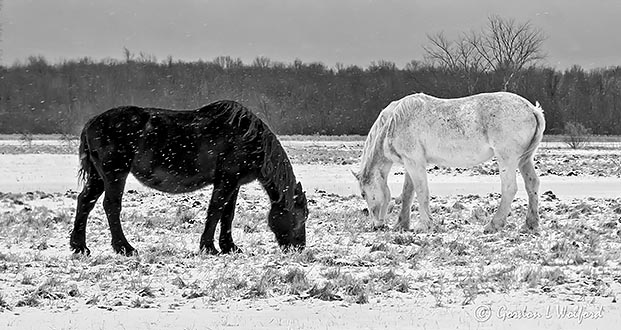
[200, 245, 220, 255]
[281, 244, 304, 253]
[113, 244, 137, 256]
[412, 224, 431, 233]
[372, 224, 389, 231]
[393, 224, 410, 232]
[483, 225, 500, 234]
[220, 244, 243, 254]
[393, 219, 411, 231]
[520, 224, 539, 235]
[71, 245, 91, 256]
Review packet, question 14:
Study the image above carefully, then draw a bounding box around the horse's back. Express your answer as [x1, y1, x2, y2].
[387, 92, 542, 167]
[82, 103, 234, 152]
[80, 102, 267, 192]
[456, 92, 541, 152]
[81, 106, 151, 156]
[402, 92, 536, 125]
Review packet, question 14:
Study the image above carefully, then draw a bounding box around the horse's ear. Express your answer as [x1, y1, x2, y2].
[294, 182, 307, 203]
[295, 181, 304, 194]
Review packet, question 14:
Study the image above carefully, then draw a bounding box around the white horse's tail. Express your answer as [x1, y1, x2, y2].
[519, 101, 546, 166]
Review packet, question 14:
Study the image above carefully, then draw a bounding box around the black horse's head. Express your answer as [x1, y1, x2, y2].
[269, 181, 308, 251]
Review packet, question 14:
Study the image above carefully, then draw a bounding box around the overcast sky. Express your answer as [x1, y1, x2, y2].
[2, 0, 620, 69]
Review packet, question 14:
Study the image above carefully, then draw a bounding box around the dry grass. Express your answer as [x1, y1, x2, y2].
[0, 138, 620, 314]
[1, 187, 620, 311]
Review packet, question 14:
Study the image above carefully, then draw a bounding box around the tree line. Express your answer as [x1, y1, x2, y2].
[1, 15, 620, 136]
[1, 55, 620, 135]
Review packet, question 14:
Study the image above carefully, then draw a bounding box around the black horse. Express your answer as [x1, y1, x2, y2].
[70, 100, 307, 256]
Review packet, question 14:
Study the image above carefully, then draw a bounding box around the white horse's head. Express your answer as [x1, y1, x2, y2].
[353, 170, 391, 229]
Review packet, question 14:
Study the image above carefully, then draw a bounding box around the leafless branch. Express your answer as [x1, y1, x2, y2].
[435, 15, 548, 90]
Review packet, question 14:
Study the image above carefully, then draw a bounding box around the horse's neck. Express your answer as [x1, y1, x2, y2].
[260, 177, 294, 208]
[258, 139, 296, 207]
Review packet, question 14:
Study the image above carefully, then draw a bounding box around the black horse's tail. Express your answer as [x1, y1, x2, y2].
[77, 127, 94, 183]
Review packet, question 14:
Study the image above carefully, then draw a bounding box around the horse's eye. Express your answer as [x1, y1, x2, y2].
[361, 192, 366, 199]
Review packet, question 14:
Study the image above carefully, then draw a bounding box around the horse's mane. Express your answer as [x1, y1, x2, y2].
[209, 100, 296, 205]
[361, 100, 402, 164]
[206, 100, 262, 140]
[362, 108, 394, 159]
[259, 132, 296, 205]
[360, 95, 423, 180]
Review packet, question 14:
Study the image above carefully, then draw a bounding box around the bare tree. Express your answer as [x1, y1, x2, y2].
[424, 32, 456, 69]
[424, 15, 546, 91]
[213, 56, 243, 69]
[564, 121, 592, 149]
[404, 60, 424, 72]
[122, 47, 134, 63]
[252, 56, 271, 69]
[424, 32, 485, 93]
[468, 15, 546, 90]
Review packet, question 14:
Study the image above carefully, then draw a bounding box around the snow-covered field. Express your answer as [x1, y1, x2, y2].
[1, 139, 620, 329]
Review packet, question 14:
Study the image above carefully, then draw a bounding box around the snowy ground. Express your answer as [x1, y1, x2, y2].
[0, 139, 620, 329]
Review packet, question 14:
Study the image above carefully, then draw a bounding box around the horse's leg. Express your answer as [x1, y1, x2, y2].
[70, 170, 104, 255]
[484, 159, 518, 233]
[395, 172, 414, 231]
[199, 175, 239, 254]
[101, 174, 135, 255]
[218, 187, 242, 254]
[403, 161, 436, 232]
[519, 159, 540, 232]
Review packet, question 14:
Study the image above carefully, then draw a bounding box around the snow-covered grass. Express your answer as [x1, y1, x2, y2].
[0, 187, 620, 312]
[1, 137, 620, 329]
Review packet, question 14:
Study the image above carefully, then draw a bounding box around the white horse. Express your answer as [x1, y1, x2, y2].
[354, 92, 545, 233]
